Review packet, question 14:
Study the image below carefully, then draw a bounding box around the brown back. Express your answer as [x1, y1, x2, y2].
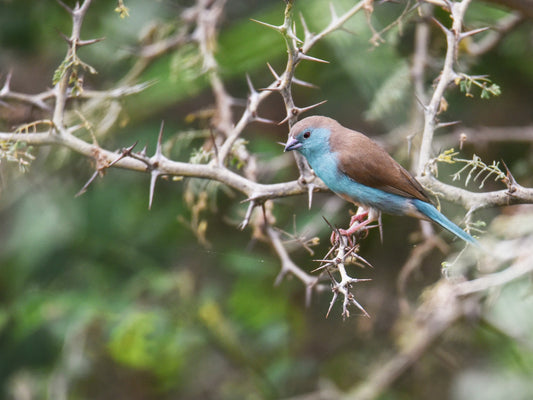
[327, 120, 430, 203]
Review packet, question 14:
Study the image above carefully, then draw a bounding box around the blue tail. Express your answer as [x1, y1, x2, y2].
[413, 200, 479, 246]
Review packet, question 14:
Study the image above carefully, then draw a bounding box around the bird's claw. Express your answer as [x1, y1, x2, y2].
[330, 211, 374, 245]
[330, 229, 349, 246]
[330, 226, 372, 246]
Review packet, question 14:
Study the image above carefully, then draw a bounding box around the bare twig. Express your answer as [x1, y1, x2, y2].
[267, 225, 321, 307]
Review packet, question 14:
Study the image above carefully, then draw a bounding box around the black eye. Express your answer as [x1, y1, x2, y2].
[303, 130, 311, 139]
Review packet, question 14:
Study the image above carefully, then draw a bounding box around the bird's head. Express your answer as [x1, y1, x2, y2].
[283, 116, 338, 159]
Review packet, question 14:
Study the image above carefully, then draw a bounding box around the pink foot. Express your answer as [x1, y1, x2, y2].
[330, 210, 373, 245]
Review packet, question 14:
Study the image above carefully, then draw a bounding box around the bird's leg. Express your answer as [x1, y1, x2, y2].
[330, 208, 378, 245]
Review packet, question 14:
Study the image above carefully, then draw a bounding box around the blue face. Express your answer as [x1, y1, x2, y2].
[293, 127, 331, 160]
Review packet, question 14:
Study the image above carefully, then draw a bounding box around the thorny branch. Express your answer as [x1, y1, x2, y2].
[314, 232, 372, 320]
[417, 0, 474, 175]
[52, 0, 95, 130]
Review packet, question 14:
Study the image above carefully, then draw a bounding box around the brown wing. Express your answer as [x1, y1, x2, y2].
[330, 126, 430, 203]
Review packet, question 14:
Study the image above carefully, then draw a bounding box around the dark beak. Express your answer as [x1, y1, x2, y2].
[283, 137, 302, 152]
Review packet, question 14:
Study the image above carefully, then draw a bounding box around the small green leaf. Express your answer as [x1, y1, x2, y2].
[489, 83, 501, 96]
[52, 56, 72, 85]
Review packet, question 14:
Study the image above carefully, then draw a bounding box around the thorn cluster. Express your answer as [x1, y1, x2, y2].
[313, 219, 373, 319]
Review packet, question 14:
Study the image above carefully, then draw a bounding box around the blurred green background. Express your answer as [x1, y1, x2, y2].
[1, 0, 533, 399]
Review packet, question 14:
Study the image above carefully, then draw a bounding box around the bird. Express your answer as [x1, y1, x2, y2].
[283, 115, 478, 246]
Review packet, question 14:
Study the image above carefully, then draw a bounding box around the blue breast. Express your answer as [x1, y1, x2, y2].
[308, 150, 416, 216]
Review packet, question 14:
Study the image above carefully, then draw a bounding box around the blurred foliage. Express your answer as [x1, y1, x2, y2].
[1, 0, 533, 399]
